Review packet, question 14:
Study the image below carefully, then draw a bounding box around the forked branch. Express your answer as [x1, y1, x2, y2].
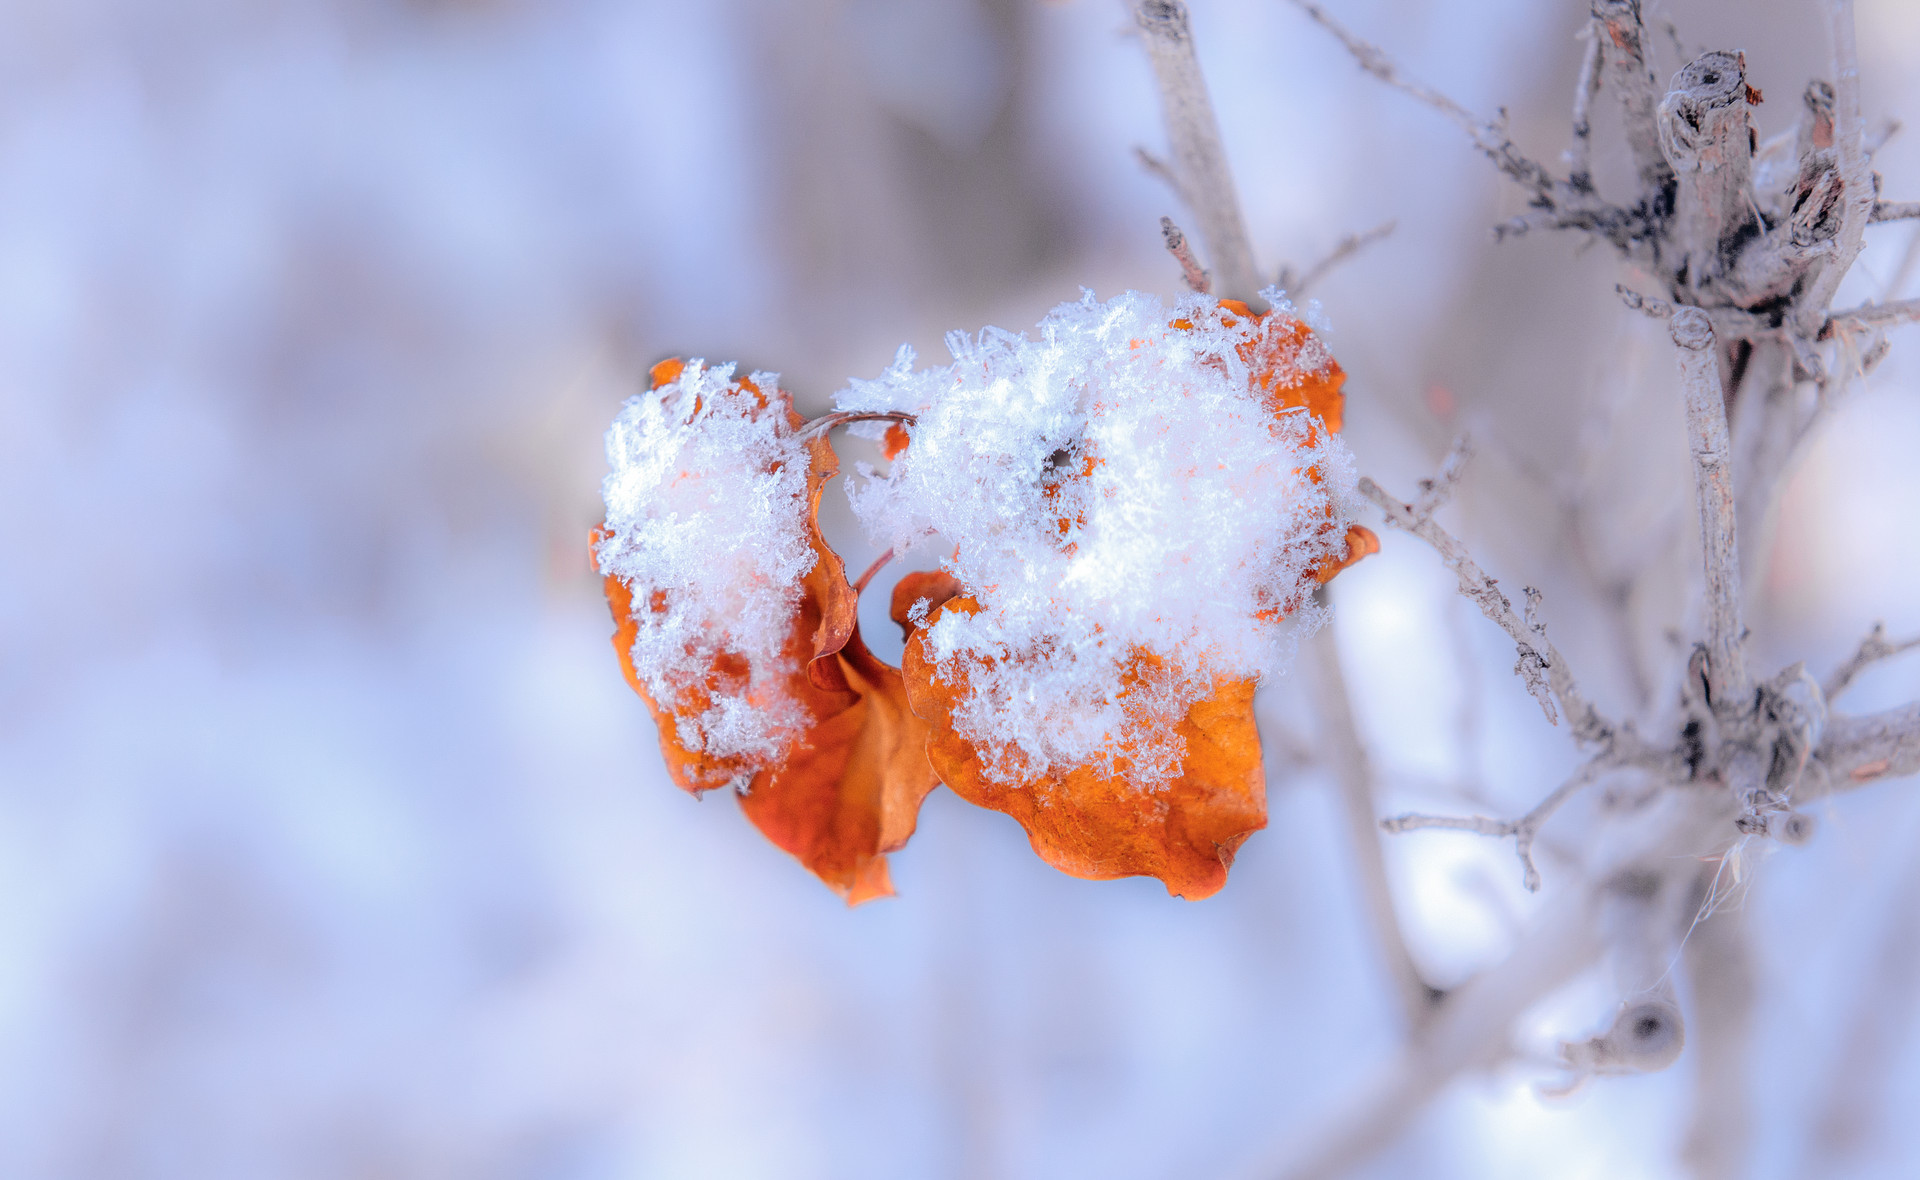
[1383, 757, 1611, 891]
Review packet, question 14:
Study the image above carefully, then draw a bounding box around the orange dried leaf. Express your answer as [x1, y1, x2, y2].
[901, 597, 1266, 900]
[1314, 524, 1380, 584]
[596, 364, 937, 902]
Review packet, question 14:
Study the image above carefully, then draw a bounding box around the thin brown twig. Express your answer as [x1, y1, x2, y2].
[797, 409, 916, 443]
[1871, 200, 1920, 223]
[852, 549, 894, 595]
[1160, 216, 1212, 294]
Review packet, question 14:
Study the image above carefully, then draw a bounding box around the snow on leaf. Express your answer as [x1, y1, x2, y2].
[595, 360, 936, 902]
[901, 596, 1265, 900]
[837, 291, 1369, 896]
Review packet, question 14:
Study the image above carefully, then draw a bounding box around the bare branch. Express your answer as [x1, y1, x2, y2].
[1824, 622, 1920, 701]
[1567, 23, 1604, 193]
[1670, 309, 1748, 707]
[1159, 216, 1211, 294]
[1307, 593, 1438, 1026]
[1592, 0, 1674, 195]
[1279, 219, 1396, 298]
[1382, 758, 1610, 891]
[1656, 51, 1758, 299]
[1791, 0, 1875, 337]
[1617, 283, 1674, 319]
[1808, 701, 1920, 795]
[1286, 0, 1571, 208]
[1358, 475, 1616, 745]
[1871, 200, 1920, 223]
[1824, 296, 1920, 336]
[1134, 1, 1261, 302]
[1615, 284, 1776, 340]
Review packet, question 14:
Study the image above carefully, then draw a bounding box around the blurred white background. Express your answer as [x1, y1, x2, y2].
[4, 0, 1920, 1176]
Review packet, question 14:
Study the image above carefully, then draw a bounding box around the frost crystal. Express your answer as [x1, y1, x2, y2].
[837, 290, 1360, 787]
[597, 361, 817, 770]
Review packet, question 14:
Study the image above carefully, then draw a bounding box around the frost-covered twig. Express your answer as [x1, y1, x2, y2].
[1359, 475, 1614, 745]
[1135, 1, 1261, 302]
[1382, 757, 1609, 891]
[1277, 220, 1396, 298]
[1307, 595, 1436, 1026]
[1670, 309, 1748, 706]
[1824, 622, 1920, 701]
[1871, 200, 1920, 223]
[1159, 216, 1211, 295]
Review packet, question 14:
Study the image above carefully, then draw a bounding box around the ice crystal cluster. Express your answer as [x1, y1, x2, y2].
[838, 290, 1360, 786]
[595, 361, 817, 765]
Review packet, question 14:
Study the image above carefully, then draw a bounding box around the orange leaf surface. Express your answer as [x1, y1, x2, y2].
[595, 360, 937, 902]
[901, 596, 1265, 900]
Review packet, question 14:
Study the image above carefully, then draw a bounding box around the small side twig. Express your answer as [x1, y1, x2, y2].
[1134, 1, 1261, 302]
[1382, 758, 1611, 891]
[1823, 297, 1920, 336]
[1808, 701, 1920, 795]
[1359, 475, 1614, 745]
[1159, 216, 1211, 294]
[1824, 622, 1920, 701]
[1286, 0, 1558, 206]
[1792, 0, 1875, 338]
[1871, 200, 1920, 223]
[1411, 434, 1471, 522]
[1277, 220, 1396, 298]
[1133, 145, 1190, 208]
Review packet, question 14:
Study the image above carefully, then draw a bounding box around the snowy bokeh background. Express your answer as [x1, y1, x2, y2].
[5, 0, 1920, 1177]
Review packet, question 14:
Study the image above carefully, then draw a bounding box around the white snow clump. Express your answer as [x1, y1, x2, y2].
[836, 289, 1360, 787]
[597, 361, 817, 773]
